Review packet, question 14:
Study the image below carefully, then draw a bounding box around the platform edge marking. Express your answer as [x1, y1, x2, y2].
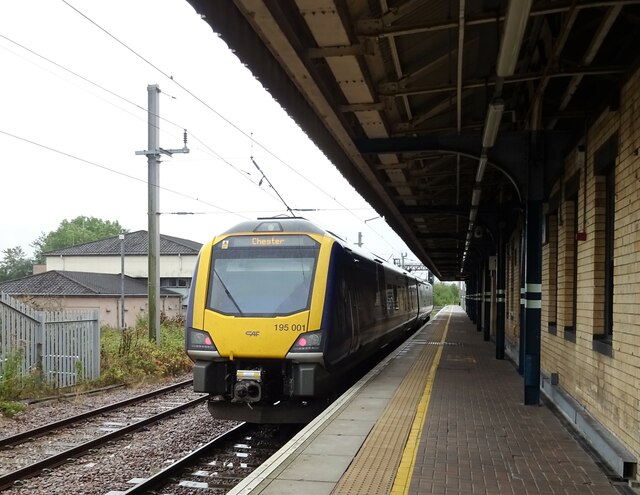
[391, 306, 452, 495]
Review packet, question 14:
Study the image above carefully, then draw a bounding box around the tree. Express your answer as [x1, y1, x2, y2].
[0, 246, 33, 282]
[433, 282, 460, 307]
[31, 216, 126, 263]
[450, 283, 460, 302]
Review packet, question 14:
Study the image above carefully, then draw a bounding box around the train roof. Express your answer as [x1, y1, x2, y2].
[221, 217, 327, 236]
[221, 217, 362, 253]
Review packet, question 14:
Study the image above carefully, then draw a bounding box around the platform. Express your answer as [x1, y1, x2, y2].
[229, 306, 628, 495]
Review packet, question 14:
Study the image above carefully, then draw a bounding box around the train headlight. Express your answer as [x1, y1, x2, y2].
[290, 331, 323, 352]
[187, 328, 217, 351]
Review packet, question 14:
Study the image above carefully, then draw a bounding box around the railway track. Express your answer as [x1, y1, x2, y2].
[118, 422, 300, 494]
[0, 379, 206, 489]
[0, 331, 417, 493]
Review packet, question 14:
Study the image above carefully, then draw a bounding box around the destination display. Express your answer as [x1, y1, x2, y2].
[218, 234, 318, 249]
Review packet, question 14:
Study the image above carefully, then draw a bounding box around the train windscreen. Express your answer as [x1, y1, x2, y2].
[207, 234, 320, 316]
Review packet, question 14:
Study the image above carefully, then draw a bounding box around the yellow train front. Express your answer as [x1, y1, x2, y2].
[185, 218, 432, 423]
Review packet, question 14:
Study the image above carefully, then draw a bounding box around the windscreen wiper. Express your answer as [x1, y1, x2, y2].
[213, 268, 244, 315]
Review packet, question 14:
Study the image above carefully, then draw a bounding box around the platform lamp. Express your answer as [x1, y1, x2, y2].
[496, 0, 533, 77]
[482, 100, 505, 148]
[475, 154, 488, 183]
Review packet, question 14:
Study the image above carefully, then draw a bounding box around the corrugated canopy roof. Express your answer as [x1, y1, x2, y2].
[185, 0, 640, 280]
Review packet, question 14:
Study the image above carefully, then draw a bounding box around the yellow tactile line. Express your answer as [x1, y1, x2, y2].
[332, 310, 449, 495]
[391, 308, 452, 495]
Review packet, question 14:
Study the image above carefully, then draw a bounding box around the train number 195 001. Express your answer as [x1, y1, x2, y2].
[274, 323, 306, 332]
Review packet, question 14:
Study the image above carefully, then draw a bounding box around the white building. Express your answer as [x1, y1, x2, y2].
[43, 230, 202, 304]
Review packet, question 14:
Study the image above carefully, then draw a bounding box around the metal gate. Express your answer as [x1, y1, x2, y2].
[0, 293, 100, 387]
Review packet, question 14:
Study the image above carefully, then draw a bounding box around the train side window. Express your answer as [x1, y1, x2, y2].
[386, 284, 395, 312]
[377, 265, 387, 317]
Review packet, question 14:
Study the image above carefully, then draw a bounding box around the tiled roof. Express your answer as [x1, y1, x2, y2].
[0, 271, 179, 297]
[44, 231, 202, 257]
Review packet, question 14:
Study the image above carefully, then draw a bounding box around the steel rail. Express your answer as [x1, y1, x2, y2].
[121, 422, 251, 494]
[0, 379, 193, 448]
[0, 393, 206, 489]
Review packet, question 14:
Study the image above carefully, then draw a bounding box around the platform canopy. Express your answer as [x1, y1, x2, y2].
[186, 0, 640, 280]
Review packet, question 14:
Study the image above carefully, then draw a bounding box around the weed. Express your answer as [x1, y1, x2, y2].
[0, 400, 26, 418]
[0, 349, 24, 400]
[96, 322, 191, 387]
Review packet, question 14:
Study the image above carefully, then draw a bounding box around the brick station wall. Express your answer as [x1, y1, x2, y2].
[539, 67, 640, 472]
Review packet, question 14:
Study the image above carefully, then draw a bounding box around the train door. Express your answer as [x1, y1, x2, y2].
[326, 251, 356, 367]
[377, 264, 387, 322]
[346, 255, 360, 353]
[346, 287, 358, 353]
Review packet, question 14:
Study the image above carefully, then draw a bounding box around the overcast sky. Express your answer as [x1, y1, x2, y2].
[0, 0, 422, 267]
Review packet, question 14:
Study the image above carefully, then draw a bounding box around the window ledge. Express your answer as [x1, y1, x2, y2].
[564, 326, 576, 343]
[592, 335, 613, 357]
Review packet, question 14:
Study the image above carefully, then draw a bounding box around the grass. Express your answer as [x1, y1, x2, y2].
[0, 318, 193, 418]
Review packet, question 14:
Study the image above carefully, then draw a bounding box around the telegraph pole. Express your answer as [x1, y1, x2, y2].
[136, 84, 189, 344]
[119, 233, 125, 330]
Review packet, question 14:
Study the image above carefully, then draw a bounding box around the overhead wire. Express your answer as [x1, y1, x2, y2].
[61, 0, 298, 215]
[0, 0, 409, 258]
[0, 129, 252, 220]
[0, 36, 403, 256]
[0, 32, 143, 114]
[60, 0, 408, 256]
[0, 31, 284, 208]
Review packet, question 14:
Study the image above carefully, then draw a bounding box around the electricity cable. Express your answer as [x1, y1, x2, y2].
[0, 129, 252, 220]
[60, 1, 405, 255]
[0, 32, 282, 207]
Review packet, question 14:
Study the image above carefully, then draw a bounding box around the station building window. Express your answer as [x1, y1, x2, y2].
[561, 172, 579, 344]
[160, 277, 191, 288]
[544, 197, 559, 335]
[592, 132, 617, 356]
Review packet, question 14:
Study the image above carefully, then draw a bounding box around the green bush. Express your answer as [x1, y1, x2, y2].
[97, 322, 192, 387]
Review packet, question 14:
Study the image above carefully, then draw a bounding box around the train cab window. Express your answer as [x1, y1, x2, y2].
[207, 235, 320, 316]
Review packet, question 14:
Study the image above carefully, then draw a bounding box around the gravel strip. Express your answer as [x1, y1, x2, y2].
[0, 375, 192, 439]
[0, 375, 240, 495]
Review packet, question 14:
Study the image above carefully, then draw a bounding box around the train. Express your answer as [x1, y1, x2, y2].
[185, 217, 433, 422]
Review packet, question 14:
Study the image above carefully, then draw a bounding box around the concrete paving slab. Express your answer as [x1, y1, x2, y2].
[276, 453, 353, 482]
[302, 431, 367, 456]
[322, 418, 375, 436]
[258, 479, 335, 495]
